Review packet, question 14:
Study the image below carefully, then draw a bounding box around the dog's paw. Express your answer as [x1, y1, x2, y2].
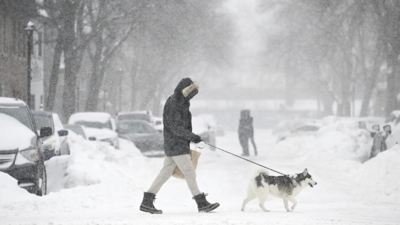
[286, 209, 293, 212]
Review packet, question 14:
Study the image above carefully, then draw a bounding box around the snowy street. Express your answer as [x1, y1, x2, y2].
[1, 124, 399, 225]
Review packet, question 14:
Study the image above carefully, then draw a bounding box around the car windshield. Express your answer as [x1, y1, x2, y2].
[118, 114, 151, 123]
[75, 120, 112, 130]
[65, 126, 86, 139]
[0, 106, 34, 132]
[118, 122, 155, 134]
[385, 113, 397, 123]
[33, 115, 53, 133]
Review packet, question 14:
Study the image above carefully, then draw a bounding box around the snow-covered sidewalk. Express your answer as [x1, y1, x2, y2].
[1, 125, 400, 225]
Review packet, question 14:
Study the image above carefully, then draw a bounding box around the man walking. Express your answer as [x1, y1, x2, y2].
[140, 78, 220, 214]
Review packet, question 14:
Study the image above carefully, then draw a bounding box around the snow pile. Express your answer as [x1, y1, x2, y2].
[45, 132, 144, 192]
[0, 172, 36, 206]
[354, 145, 400, 202]
[276, 116, 372, 163]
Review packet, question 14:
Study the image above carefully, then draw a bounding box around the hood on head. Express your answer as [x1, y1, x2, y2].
[174, 78, 199, 101]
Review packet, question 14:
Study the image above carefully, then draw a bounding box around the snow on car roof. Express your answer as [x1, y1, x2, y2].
[117, 110, 152, 116]
[0, 97, 26, 105]
[390, 110, 400, 117]
[69, 112, 112, 124]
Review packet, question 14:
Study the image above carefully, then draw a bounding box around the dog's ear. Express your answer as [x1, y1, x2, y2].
[303, 168, 308, 176]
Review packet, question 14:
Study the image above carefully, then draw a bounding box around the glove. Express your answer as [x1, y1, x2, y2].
[193, 135, 202, 144]
[195, 141, 205, 149]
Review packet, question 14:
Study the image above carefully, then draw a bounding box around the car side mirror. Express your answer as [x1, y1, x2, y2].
[89, 137, 97, 141]
[372, 124, 380, 132]
[383, 124, 391, 132]
[40, 127, 52, 138]
[58, 129, 69, 137]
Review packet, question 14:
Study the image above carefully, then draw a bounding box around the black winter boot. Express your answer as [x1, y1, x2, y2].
[193, 193, 220, 212]
[140, 192, 162, 214]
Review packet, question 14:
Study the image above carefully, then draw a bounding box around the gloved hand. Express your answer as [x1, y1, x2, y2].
[195, 141, 205, 149]
[193, 135, 202, 144]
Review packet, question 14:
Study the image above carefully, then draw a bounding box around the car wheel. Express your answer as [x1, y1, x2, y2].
[36, 160, 47, 196]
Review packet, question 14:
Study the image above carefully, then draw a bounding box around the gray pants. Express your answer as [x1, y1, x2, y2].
[148, 154, 201, 196]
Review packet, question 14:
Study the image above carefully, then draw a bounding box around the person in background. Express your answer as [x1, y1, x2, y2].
[370, 124, 391, 158]
[238, 109, 257, 156]
[139, 78, 219, 214]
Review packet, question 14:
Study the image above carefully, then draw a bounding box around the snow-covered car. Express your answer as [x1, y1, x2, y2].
[0, 97, 49, 196]
[116, 110, 155, 127]
[199, 114, 224, 136]
[276, 123, 321, 142]
[68, 112, 119, 149]
[383, 110, 400, 149]
[192, 116, 216, 150]
[32, 111, 69, 160]
[117, 120, 164, 157]
[64, 124, 95, 141]
[153, 116, 163, 133]
[357, 117, 385, 138]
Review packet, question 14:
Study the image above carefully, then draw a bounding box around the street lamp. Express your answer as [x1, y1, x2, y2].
[25, 21, 36, 108]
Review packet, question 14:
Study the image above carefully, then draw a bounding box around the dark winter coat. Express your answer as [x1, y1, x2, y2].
[238, 110, 254, 137]
[163, 78, 201, 157]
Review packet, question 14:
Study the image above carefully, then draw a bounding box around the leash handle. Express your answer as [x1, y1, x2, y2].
[205, 142, 287, 176]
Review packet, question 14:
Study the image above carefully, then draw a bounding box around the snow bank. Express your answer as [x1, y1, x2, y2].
[354, 145, 400, 202]
[45, 132, 143, 192]
[0, 172, 36, 206]
[276, 116, 372, 163]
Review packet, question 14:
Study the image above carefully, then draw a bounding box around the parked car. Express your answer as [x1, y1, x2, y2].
[116, 110, 155, 127]
[192, 116, 216, 150]
[63, 124, 94, 140]
[68, 112, 119, 149]
[199, 114, 224, 136]
[276, 123, 321, 142]
[117, 120, 164, 157]
[357, 117, 385, 138]
[0, 97, 50, 196]
[32, 111, 69, 160]
[153, 116, 163, 133]
[383, 110, 400, 149]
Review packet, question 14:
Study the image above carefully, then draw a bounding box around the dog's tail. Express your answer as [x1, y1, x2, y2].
[254, 168, 269, 177]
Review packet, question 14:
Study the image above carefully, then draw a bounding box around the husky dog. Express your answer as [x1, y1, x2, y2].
[241, 168, 317, 212]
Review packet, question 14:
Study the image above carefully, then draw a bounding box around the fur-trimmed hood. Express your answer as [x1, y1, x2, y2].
[173, 78, 199, 101]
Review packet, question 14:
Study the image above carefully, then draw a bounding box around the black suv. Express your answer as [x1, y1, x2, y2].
[0, 97, 51, 196]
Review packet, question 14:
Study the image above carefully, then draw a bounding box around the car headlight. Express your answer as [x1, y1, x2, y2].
[42, 141, 56, 151]
[20, 147, 39, 162]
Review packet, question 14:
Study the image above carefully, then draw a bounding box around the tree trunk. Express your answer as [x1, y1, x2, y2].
[386, 59, 397, 116]
[46, 31, 63, 111]
[359, 65, 379, 117]
[62, 2, 78, 121]
[85, 28, 104, 112]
